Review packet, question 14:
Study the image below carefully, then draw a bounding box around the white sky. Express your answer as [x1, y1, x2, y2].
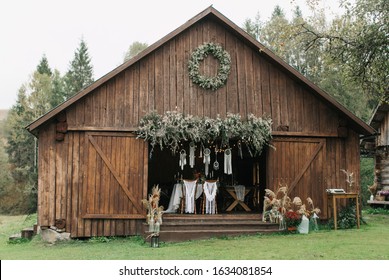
[0, 0, 343, 109]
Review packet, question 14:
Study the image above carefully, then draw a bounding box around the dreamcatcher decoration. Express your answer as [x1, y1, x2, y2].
[189, 142, 196, 168]
[179, 149, 187, 170]
[224, 148, 232, 175]
[203, 148, 211, 176]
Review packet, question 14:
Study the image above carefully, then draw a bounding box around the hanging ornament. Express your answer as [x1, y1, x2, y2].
[224, 148, 232, 175]
[203, 148, 211, 176]
[213, 147, 219, 170]
[189, 142, 196, 168]
[199, 146, 203, 158]
[238, 141, 243, 159]
[179, 149, 187, 170]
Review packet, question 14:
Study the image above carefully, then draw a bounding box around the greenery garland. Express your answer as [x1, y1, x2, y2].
[137, 111, 272, 156]
[188, 42, 231, 91]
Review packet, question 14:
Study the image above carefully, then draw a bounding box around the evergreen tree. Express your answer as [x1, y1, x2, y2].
[36, 54, 52, 76]
[4, 86, 37, 213]
[50, 69, 66, 108]
[64, 39, 94, 98]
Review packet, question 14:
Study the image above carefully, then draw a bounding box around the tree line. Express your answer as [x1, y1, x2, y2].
[0, 0, 386, 214]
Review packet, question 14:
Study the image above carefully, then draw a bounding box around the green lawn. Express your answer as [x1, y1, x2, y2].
[1, 213, 388, 260]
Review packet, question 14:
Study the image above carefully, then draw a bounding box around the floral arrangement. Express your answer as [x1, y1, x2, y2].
[262, 184, 321, 230]
[285, 210, 301, 228]
[141, 185, 164, 236]
[188, 42, 231, 91]
[137, 110, 272, 156]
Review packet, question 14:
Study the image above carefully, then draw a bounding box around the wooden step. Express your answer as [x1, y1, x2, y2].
[143, 213, 282, 242]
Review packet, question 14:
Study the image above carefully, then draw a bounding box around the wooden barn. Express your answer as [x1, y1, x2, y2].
[27, 7, 374, 240]
[362, 102, 389, 206]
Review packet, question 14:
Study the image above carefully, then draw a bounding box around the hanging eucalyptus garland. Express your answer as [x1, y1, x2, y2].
[137, 110, 273, 156]
[188, 42, 231, 91]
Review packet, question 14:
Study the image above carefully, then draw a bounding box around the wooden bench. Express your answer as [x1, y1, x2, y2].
[367, 200, 389, 208]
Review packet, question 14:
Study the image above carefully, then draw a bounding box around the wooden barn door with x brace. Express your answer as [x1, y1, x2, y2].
[267, 137, 326, 211]
[82, 132, 147, 221]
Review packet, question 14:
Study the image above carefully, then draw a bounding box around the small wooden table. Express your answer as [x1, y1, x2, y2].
[225, 186, 251, 212]
[327, 192, 360, 230]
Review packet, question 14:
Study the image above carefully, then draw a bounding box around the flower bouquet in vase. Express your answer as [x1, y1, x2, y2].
[285, 210, 301, 232]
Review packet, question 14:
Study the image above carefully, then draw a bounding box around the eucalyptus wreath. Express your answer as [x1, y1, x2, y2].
[188, 42, 231, 91]
[137, 111, 272, 156]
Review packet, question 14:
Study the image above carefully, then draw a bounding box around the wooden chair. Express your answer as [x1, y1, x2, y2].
[202, 180, 218, 214]
[180, 179, 199, 214]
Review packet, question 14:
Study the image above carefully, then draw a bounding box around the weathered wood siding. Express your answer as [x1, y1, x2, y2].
[65, 18, 340, 134]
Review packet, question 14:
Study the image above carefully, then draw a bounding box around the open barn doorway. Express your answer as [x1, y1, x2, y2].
[147, 141, 267, 214]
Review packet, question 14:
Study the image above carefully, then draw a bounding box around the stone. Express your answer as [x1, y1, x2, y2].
[41, 228, 70, 244]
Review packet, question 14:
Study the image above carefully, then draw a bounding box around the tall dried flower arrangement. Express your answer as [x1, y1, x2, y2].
[262, 184, 321, 230]
[141, 185, 164, 236]
[341, 169, 355, 192]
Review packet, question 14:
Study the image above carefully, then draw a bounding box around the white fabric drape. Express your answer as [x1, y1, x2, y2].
[189, 143, 196, 168]
[203, 148, 211, 176]
[183, 180, 197, 213]
[203, 181, 218, 214]
[224, 149, 232, 175]
[234, 185, 245, 201]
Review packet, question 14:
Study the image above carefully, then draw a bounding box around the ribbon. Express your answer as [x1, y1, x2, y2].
[179, 149, 187, 170]
[189, 142, 196, 168]
[203, 148, 211, 176]
[224, 148, 232, 175]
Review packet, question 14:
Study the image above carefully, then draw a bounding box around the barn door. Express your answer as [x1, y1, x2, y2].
[82, 132, 147, 219]
[267, 138, 325, 203]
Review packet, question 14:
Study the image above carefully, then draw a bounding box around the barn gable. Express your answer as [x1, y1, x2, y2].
[27, 6, 373, 136]
[27, 7, 375, 238]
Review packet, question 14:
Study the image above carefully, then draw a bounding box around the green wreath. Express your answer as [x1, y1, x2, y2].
[188, 42, 231, 91]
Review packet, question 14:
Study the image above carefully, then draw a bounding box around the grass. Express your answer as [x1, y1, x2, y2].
[1, 212, 388, 260]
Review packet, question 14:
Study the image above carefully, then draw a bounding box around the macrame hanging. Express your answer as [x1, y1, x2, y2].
[189, 142, 196, 168]
[183, 180, 197, 213]
[179, 149, 187, 170]
[203, 148, 211, 176]
[203, 181, 218, 214]
[224, 148, 232, 175]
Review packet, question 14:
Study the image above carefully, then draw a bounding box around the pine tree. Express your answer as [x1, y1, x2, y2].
[64, 39, 94, 98]
[36, 54, 52, 76]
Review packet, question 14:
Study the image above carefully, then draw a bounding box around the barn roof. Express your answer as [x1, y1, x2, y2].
[26, 6, 375, 136]
[369, 102, 389, 131]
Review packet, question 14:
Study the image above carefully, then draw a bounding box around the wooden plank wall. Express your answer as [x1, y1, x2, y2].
[65, 18, 339, 136]
[377, 112, 389, 146]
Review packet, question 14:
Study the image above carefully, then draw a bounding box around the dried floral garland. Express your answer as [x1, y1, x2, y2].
[188, 42, 231, 91]
[136, 110, 272, 156]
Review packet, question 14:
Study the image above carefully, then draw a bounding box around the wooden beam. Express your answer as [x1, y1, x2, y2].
[272, 131, 338, 138]
[68, 126, 138, 132]
[82, 214, 146, 219]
